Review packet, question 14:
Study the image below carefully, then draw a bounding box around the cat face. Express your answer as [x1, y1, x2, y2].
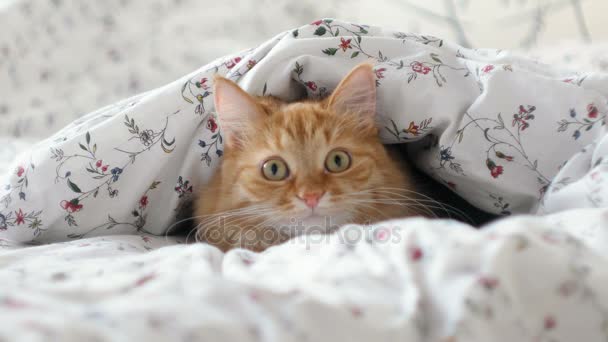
[211, 64, 408, 235]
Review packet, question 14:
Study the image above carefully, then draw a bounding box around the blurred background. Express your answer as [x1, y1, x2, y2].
[1, 0, 607, 141]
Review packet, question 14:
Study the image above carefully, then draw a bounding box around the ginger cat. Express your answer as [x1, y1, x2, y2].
[194, 63, 430, 252]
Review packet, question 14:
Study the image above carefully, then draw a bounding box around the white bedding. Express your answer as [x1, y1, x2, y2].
[2, 3, 608, 341]
[3, 18, 608, 242]
[1, 210, 608, 341]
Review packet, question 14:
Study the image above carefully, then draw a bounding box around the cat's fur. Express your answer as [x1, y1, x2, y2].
[194, 63, 431, 252]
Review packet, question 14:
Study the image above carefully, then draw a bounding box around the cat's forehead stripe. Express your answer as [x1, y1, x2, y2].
[276, 105, 325, 142]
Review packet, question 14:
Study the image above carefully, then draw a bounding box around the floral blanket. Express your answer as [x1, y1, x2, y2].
[1, 20, 607, 242]
[1, 210, 608, 341]
[1, 19, 608, 341]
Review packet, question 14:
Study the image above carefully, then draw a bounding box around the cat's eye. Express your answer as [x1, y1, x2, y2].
[261, 158, 290, 181]
[325, 149, 351, 173]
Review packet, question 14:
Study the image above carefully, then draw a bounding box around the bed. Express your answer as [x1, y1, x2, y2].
[1, 1, 608, 341]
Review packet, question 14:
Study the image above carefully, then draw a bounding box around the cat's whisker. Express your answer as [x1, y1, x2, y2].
[194, 206, 284, 246]
[250, 215, 281, 234]
[333, 191, 440, 215]
[347, 198, 439, 218]
[190, 205, 270, 222]
[194, 205, 274, 226]
[366, 199, 439, 218]
[344, 201, 394, 222]
[349, 193, 447, 209]
[341, 187, 475, 224]
[163, 205, 271, 243]
[341, 207, 375, 226]
[196, 212, 272, 234]
[224, 212, 283, 249]
[225, 211, 277, 230]
[347, 197, 472, 221]
[386, 196, 473, 223]
[347, 195, 447, 211]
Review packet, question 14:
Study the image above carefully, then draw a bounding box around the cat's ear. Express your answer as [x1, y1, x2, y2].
[327, 63, 377, 123]
[213, 76, 265, 148]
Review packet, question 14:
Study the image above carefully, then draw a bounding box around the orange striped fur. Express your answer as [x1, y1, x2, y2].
[194, 64, 424, 252]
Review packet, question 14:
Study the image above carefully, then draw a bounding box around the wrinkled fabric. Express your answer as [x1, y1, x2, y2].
[1, 20, 607, 243]
[1, 17, 608, 342]
[1, 210, 607, 341]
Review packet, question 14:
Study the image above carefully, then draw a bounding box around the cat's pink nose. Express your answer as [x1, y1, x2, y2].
[298, 191, 325, 209]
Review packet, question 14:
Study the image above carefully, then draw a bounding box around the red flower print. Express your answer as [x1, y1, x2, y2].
[512, 105, 536, 131]
[96, 160, 103, 168]
[249, 291, 261, 301]
[15, 166, 24, 177]
[375, 228, 389, 241]
[375, 68, 386, 79]
[339, 37, 352, 51]
[247, 60, 257, 69]
[587, 103, 599, 118]
[197, 77, 209, 90]
[410, 246, 423, 261]
[61, 199, 84, 213]
[15, 209, 25, 225]
[487, 232, 500, 240]
[3, 297, 27, 309]
[139, 195, 149, 209]
[207, 117, 218, 133]
[350, 307, 363, 318]
[486, 159, 503, 178]
[411, 61, 431, 75]
[478, 276, 499, 290]
[505, 156, 513, 161]
[101, 165, 109, 172]
[225, 57, 242, 69]
[305, 81, 317, 91]
[519, 105, 528, 114]
[490, 165, 503, 178]
[544, 316, 556, 330]
[541, 232, 559, 244]
[563, 78, 574, 84]
[404, 121, 419, 135]
[482, 65, 494, 73]
[175, 176, 193, 198]
[135, 273, 156, 287]
[311, 19, 323, 26]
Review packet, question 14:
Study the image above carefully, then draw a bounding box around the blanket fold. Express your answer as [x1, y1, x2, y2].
[1, 18, 608, 342]
[2, 20, 607, 244]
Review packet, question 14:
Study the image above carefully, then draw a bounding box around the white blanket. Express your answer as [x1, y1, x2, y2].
[2, 18, 608, 341]
[1, 210, 608, 341]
